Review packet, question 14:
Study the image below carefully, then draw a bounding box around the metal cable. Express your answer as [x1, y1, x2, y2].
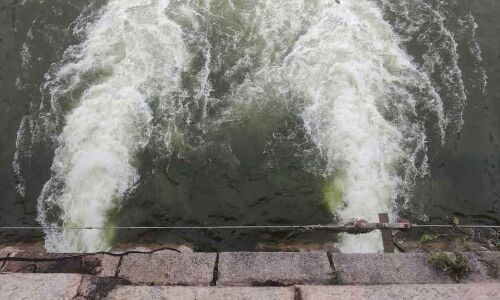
[0, 224, 498, 230]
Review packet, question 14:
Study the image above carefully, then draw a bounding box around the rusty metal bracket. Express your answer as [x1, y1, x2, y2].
[379, 213, 395, 253]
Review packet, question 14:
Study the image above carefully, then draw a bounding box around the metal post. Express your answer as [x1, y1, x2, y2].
[379, 213, 394, 253]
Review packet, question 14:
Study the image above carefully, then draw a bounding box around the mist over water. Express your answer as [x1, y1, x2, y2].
[4, 0, 496, 253]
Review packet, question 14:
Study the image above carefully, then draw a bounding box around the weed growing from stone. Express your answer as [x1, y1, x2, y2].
[330, 271, 343, 285]
[419, 234, 436, 244]
[429, 250, 473, 282]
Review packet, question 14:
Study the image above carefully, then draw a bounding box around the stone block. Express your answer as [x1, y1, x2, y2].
[2, 252, 81, 273]
[2, 260, 38, 272]
[217, 252, 332, 286]
[2, 252, 120, 276]
[477, 251, 500, 280]
[330, 253, 453, 285]
[36, 257, 83, 273]
[76, 275, 125, 299]
[298, 283, 500, 300]
[106, 286, 295, 300]
[117, 250, 216, 285]
[0, 247, 11, 258]
[0, 273, 82, 300]
[81, 254, 121, 276]
[0, 247, 24, 271]
[459, 252, 498, 283]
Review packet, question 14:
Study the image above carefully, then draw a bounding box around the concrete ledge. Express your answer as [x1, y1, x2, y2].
[217, 252, 332, 286]
[1, 274, 499, 299]
[330, 253, 452, 284]
[330, 252, 500, 285]
[1, 247, 499, 287]
[106, 286, 295, 300]
[117, 251, 217, 285]
[298, 283, 500, 300]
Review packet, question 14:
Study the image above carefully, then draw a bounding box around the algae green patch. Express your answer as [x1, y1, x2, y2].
[321, 170, 346, 213]
[103, 203, 121, 251]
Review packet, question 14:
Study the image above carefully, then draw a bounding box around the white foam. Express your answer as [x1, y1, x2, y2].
[13, 116, 30, 198]
[287, 0, 432, 252]
[379, 0, 468, 136]
[466, 13, 488, 94]
[228, 0, 444, 252]
[37, 0, 186, 252]
[30, 0, 463, 253]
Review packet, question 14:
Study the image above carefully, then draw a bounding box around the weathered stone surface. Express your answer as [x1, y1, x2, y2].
[298, 283, 500, 300]
[2, 252, 81, 273]
[36, 258, 83, 274]
[75, 275, 125, 299]
[177, 245, 194, 253]
[1, 259, 38, 272]
[1, 252, 120, 276]
[459, 252, 499, 283]
[477, 251, 500, 280]
[106, 286, 295, 300]
[217, 252, 332, 286]
[81, 254, 121, 277]
[330, 253, 453, 285]
[0, 245, 45, 255]
[0, 273, 82, 300]
[117, 250, 216, 285]
[0, 247, 11, 258]
[0, 246, 25, 270]
[331, 252, 496, 284]
[110, 243, 195, 254]
[477, 251, 500, 263]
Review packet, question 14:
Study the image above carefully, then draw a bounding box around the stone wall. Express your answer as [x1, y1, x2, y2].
[1, 247, 499, 299]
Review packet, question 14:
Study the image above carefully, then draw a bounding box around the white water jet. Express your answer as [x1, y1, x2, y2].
[289, 0, 413, 252]
[258, 0, 444, 252]
[37, 0, 186, 252]
[25, 0, 467, 254]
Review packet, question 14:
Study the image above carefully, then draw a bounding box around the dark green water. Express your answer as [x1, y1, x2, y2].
[0, 0, 498, 252]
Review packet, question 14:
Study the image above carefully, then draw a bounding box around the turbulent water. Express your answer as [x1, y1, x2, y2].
[1, 0, 499, 253]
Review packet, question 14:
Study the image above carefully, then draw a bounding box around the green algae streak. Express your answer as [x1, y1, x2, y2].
[321, 170, 346, 213]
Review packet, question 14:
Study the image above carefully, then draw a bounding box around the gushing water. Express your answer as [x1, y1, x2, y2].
[262, 0, 443, 252]
[13, 0, 480, 252]
[37, 0, 185, 252]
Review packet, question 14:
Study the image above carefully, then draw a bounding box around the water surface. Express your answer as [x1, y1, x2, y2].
[0, 0, 499, 252]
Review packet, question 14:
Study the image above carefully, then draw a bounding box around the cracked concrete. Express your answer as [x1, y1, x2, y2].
[210, 253, 220, 286]
[0, 246, 185, 277]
